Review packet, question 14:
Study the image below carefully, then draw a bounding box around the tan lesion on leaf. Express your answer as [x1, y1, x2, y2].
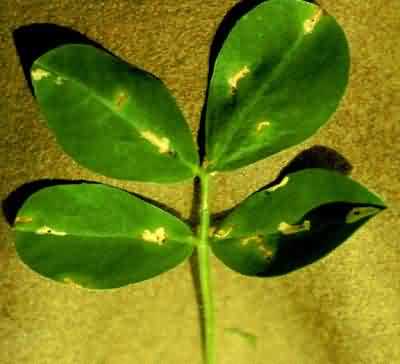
[304, 7, 324, 34]
[15, 216, 33, 224]
[142, 227, 167, 246]
[31, 68, 51, 81]
[265, 176, 289, 192]
[141, 130, 171, 154]
[35, 226, 67, 236]
[345, 206, 381, 224]
[278, 220, 311, 235]
[214, 226, 233, 239]
[228, 66, 250, 95]
[115, 90, 128, 110]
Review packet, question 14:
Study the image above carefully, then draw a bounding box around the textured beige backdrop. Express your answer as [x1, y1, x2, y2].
[1, 0, 399, 363]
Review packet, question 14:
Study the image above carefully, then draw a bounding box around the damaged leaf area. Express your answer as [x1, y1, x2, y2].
[141, 130, 172, 154]
[345, 206, 382, 223]
[141, 227, 167, 246]
[304, 7, 324, 34]
[265, 176, 289, 192]
[278, 220, 311, 235]
[213, 226, 233, 239]
[35, 226, 67, 236]
[228, 66, 250, 95]
[31, 68, 50, 81]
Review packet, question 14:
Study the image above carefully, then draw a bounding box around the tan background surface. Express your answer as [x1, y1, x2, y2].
[1, 0, 399, 363]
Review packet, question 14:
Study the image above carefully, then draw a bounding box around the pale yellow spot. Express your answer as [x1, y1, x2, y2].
[228, 66, 250, 94]
[35, 226, 67, 236]
[142, 227, 167, 245]
[115, 91, 128, 110]
[31, 68, 50, 81]
[55, 76, 64, 85]
[208, 226, 217, 237]
[240, 235, 263, 246]
[266, 176, 290, 192]
[15, 216, 33, 224]
[278, 220, 311, 235]
[256, 121, 271, 133]
[345, 206, 381, 224]
[214, 226, 233, 239]
[63, 277, 83, 288]
[258, 245, 273, 259]
[141, 130, 171, 154]
[304, 8, 323, 34]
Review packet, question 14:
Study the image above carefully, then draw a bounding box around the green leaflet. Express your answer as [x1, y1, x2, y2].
[13, 183, 195, 289]
[205, 0, 350, 172]
[210, 169, 386, 276]
[31, 44, 199, 183]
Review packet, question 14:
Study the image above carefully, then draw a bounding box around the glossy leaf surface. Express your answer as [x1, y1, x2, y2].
[210, 169, 386, 276]
[205, 0, 350, 172]
[30, 44, 199, 183]
[14, 183, 195, 289]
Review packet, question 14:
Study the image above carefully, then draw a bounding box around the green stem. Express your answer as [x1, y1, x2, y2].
[197, 170, 216, 364]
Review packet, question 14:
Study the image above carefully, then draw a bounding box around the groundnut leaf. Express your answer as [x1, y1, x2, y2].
[205, 0, 350, 172]
[210, 169, 386, 276]
[30, 44, 199, 183]
[13, 183, 195, 289]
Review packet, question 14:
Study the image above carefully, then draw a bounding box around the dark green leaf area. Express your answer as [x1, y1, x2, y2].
[30, 44, 199, 183]
[205, 0, 350, 172]
[210, 169, 386, 276]
[14, 183, 194, 289]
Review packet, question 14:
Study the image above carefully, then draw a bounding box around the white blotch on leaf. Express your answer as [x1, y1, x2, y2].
[345, 206, 381, 224]
[142, 227, 167, 245]
[304, 8, 323, 34]
[35, 226, 67, 236]
[31, 68, 50, 81]
[266, 176, 289, 192]
[228, 66, 250, 94]
[141, 130, 171, 154]
[278, 220, 311, 235]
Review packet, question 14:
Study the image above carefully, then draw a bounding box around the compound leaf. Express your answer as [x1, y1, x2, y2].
[13, 183, 195, 289]
[210, 169, 386, 276]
